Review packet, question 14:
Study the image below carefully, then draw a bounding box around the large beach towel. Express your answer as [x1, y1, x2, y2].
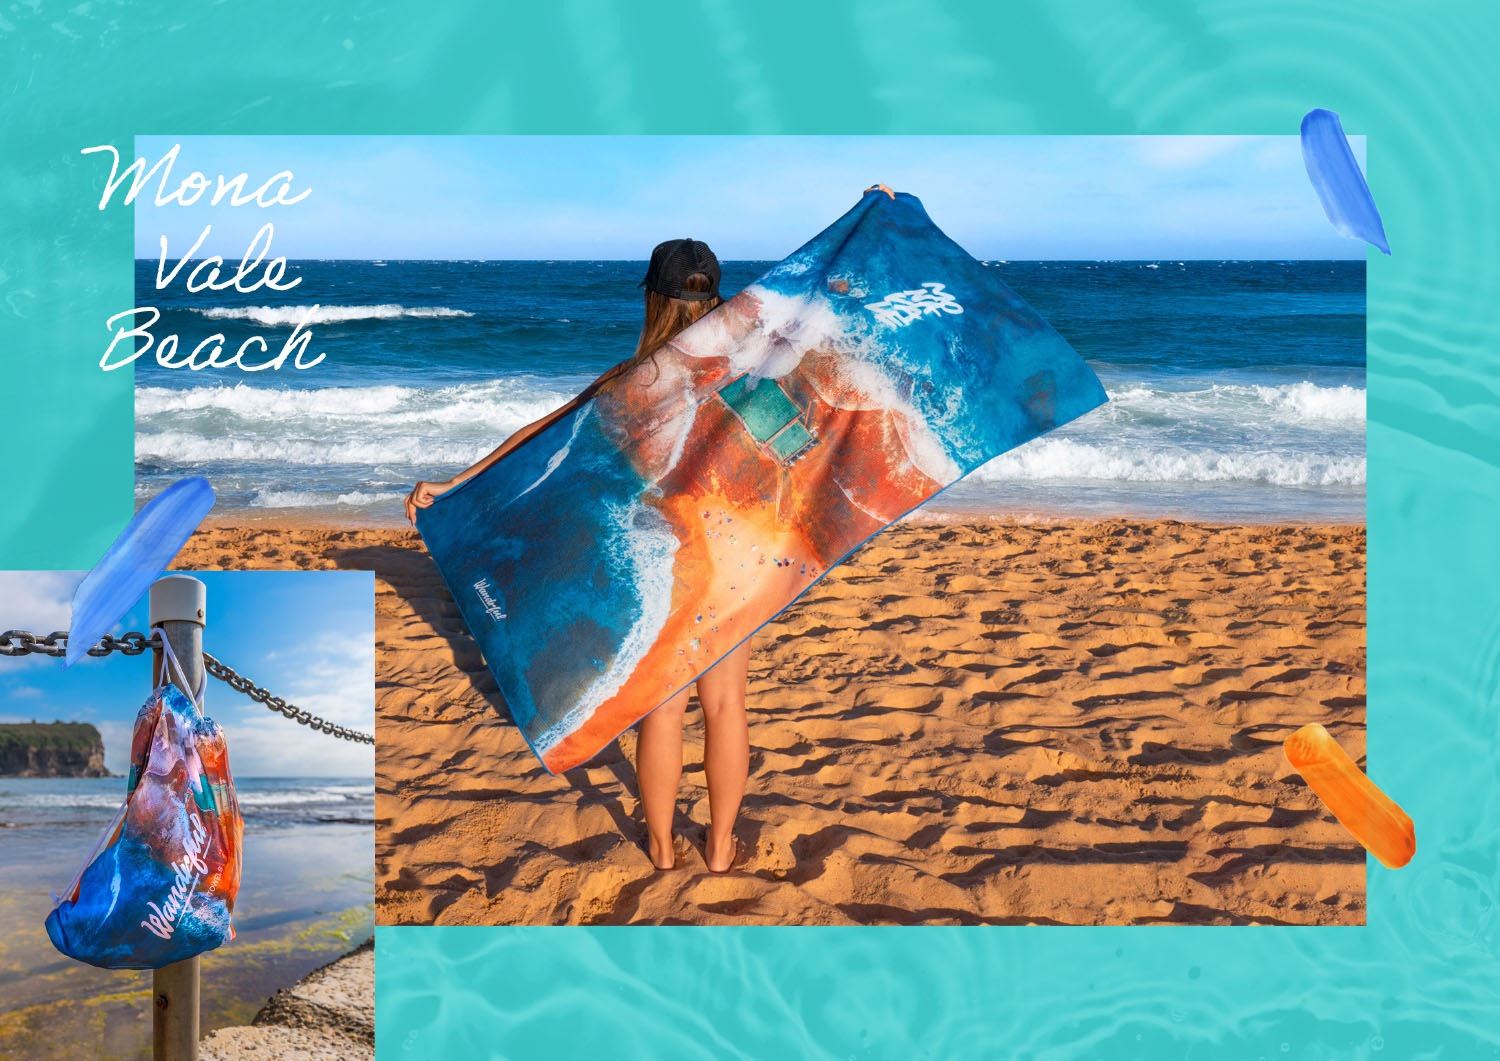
[418, 190, 1108, 773]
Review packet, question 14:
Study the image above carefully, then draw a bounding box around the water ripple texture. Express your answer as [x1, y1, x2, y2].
[3, 0, 1498, 1057]
[367, 2, 1500, 1058]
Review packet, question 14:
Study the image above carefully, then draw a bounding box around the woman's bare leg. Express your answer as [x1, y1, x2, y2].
[696, 640, 751, 872]
[637, 687, 688, 869]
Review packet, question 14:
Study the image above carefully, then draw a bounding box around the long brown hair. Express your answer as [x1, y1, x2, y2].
[583, 271, 723, 400]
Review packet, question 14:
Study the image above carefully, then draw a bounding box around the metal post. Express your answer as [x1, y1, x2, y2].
[149, 575, 205, 1061]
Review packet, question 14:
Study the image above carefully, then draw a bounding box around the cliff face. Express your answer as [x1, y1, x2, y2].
[0, 722, 109, 777]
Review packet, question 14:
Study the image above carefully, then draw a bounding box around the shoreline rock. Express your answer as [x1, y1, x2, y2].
[200, 938, 374, 1060]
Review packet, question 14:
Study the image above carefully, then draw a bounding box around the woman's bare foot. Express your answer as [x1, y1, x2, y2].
[705, 829, 738, 874]
[648, 833, 688, 871]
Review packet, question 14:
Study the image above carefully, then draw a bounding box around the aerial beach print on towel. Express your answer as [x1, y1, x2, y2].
[416, 191, 1108, 772]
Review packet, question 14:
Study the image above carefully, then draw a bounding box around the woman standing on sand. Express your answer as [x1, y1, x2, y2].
[404, 237, 750, 874]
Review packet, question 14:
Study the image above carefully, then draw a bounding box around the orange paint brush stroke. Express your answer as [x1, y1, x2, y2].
[1284, 723, 1415, 869]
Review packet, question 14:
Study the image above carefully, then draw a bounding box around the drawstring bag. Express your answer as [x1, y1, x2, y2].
[45, 629, 243, 969]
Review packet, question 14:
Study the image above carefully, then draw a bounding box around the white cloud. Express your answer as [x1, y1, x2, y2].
[0, 571, 81, 628]
[202, 626, 374, 778]
[213, 712, 374, 780]
[0, 571, 83, 671]
[98, 644, 376, 777]
[0, 711, 47, 723]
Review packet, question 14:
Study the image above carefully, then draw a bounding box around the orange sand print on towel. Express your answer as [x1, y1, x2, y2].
[541, 311, 944, 771]
[1284, 722, 1415, 869]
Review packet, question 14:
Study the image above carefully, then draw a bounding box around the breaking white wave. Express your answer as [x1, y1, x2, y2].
[136, 430, 488, 467]
[972, 437, 1366, 486]
[250, 489, 407, 509]
[136, 378, 581, 435]
[189, 304, 473, 327]
[139, 382, 409, 418]
[135, 371, 1364, 516]
[234, 786, 372, 806]
[1101, 381, 1364, 428]
[1254, 381, 1365, 422]
[135, 379, 591, 510]
[3, 784, 368, 810]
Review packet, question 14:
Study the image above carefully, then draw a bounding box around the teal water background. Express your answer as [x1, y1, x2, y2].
[5, 2, 1499, 1057]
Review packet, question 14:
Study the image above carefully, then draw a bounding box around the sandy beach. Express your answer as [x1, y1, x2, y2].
[175, 517, 1365, 927]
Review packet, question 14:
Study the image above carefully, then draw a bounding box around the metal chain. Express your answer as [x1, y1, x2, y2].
[0, 629, 375, 745]
[0, 629, 154, 657]
[202, 652, 374, 745]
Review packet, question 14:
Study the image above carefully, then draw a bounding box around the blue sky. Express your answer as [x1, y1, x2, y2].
[0, 571, 374, 778]
[129, 135, 1367, 261]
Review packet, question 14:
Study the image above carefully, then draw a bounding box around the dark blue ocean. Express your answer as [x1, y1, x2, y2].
[134, 259, 1365, 523]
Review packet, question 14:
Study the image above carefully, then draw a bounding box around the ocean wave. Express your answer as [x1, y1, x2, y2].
[235, 787, 372, 806]
[2, 786, 370, 810]
[134, 374, 1365, 503]
[139, 378, 1363, 435]
[136, 380, 580, 429]
[251, 489, 408, 509]
[0, 793, 124, 810]
[972, 437, 1366, 486]
[189, 304, 474, 326]
[1101, 381, 1365, 427]
[1255, 381, 1365, 422]
[138, 382, 411, 417]
[134, 379, 587, 472]
[136, 429, 489, 467]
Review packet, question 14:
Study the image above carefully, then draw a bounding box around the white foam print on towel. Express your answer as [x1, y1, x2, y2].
[532, 500, 679, 755]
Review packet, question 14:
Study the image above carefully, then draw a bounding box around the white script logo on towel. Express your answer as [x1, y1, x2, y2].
[139, 814, 210, 940]
[475, 579, 507, 622]
[864, 283, 964, 328]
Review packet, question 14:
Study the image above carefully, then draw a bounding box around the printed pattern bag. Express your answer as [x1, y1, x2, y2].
[45, 631, 243, 969]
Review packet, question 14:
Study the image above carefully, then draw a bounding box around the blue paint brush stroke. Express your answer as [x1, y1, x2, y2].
[65, 477, 215, 668]
[1301, 108, 1390, 254]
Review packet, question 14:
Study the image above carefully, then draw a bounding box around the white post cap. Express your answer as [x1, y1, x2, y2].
[149, 574, 206, 627]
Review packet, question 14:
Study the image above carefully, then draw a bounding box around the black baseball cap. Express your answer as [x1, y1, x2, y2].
[640, 238, 721, 301]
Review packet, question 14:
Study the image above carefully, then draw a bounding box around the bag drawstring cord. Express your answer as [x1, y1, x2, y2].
[154, 625, 205, 715]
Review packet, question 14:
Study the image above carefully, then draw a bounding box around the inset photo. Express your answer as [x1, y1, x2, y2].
[132, 135, 1364, 927]
[0, 570, 375, 1060]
